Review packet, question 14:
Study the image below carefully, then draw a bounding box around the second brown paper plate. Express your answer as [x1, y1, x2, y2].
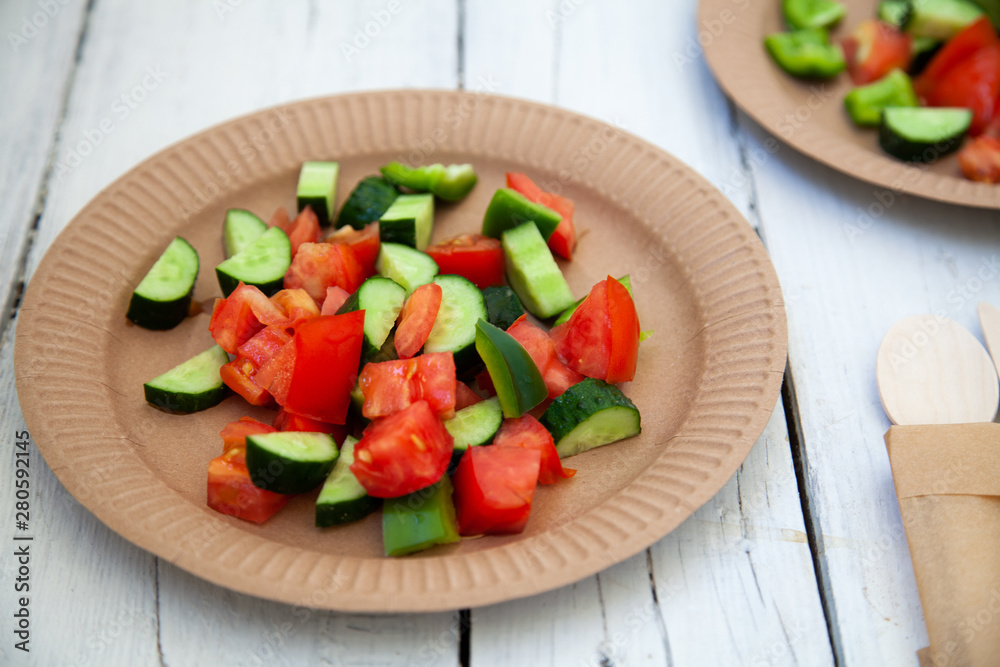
[14, 90, 786, 612]
[699, 0, 1000, 209]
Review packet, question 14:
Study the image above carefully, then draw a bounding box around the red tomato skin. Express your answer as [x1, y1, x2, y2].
[284, 242, 365, 304]
[220, 359, 273, 406]
[286, 206, 322, 258]
[320, 286, 350, 316]
[916, 17, 998, 98]
[350, 400, 453, 498]
[455, 381, 484, 410]
[959, 135, 1000, 182]
[841, 20, 912, 85]
[475, 369, 497, 397]
[207, 448, 292, 524]
[493, 415, 575, 484]
[359, 352, 457, 420]
[238, 325, 292, 369]
[395, 283, 443, 359]
[254, 340, 295, 403]
[273, 407, 348, 443]
[270, 289, 320, 328]
[452, 446, 541, 535]
[506, 172, 577, 260]
[209, 282, 287, 354]
[921, 43, 1000, 135]
[425, 234, 504, 290]
[506, 315, 584, 399]
[220, 417, 276, 453]
[551, 280, 611, 380]
[325, 222, 380, 279]
[605, 277, 641, 384]
[281, 312, 364, 424]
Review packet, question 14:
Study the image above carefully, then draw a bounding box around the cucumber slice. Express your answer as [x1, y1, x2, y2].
[482, 188, 562, 241]
[336, 176, 398, 230]
[554, 276, 633, 326]
[444, 396, 502, 470]
[336, 276, 406, 363]
[905, 0, 983, 39]
[379, 193, 435, 250]
[297, 161, 340, 226]
[879, 107, 972, 162]
[382, 477, 460, 557]
[540, 378, 641, 458]
[424, 274, 488, 372]
[483, 285, 526, 331]
[143, 345, 229, 414]
[316, 437, 381, 526]
[223, 209, 267, 259]
[126, 237, 199, 330]
[215, 226, 291, 297]
[375, 242, 439, 295]
[246, 431, 339, 494]
[501, 222, 575, 319]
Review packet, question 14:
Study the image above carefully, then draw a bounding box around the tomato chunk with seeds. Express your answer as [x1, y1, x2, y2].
[959, 134, 1000, 182]
[394, 282, 443, 359]
[359, 352, 457, 419]
[351, 400, 453, 498]
[209, 282, 288, 354]
[425, 234, 504, 289]
[220, 358, 273, 406]
[452, 446, 541, 535]
[207, 447, 292, 524]
[285, 206, 322, 257]
[325, 222, 380, 279]
[493, 414, 575, 484]
[506, 314, 583, 398]
[284, 242, 365, 305]
[237, 325, 291, 369]
[220, 417, 276, 453]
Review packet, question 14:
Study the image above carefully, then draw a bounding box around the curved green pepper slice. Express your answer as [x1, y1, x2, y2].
[475, 319, 547, 418]
[380, 162, 478, 202]
[783, 0, 846, 30]
[764, 29, 846, 79]
[382, 477, 460, 557]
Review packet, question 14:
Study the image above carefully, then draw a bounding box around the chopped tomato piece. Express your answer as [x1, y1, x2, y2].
[325, 222, 380, 279]
[220, 358, 273, 406]
[286, 206, 322, 257]
[506, 314, 584, 399]
[280, 312, 365, 424]
[220, 417, 276, 453]
[424, 234, 504, 290]
[273, 407, 348, 444]
[255, 340, 295, 404]
[917, 18, 998, 96]
[270, 289, 320, 328]
[493, 414, 575, 484]
[394, 283, 443, 359]
[507, 172, 577, 260]
[959, 135, 1000, 182]
[841, 20, 912, 85]
[359, 352, 457, 420]
[475, 369, 497, 397]
[350, 400, 453, 498]
[452, 446, 541, 535]
[284, 242, 365, 305]
[207, 447, 292, 524]
[455, 381, 483, 410]
[320, 286, 351, 316]
[237, 325, 291, 369]
[209, 282, 287, 354]
[268, 206, 291, 231]
[605, 278, 641, 383]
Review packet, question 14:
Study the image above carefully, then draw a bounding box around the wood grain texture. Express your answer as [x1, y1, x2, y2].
[465, 1, 832, 665]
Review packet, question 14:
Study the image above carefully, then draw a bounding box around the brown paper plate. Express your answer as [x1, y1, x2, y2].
[14, 90, 786, 612]
[699, 0, 1000, 209]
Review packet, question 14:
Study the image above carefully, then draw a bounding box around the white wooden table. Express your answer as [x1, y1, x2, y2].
[3, 1, 999, 665]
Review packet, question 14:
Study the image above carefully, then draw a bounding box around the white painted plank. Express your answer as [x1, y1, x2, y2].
[7, 1, 461, 665]
[741, 112, 1000, 664]
[465, 1, 832, 665]
[0, 0, 88, 317]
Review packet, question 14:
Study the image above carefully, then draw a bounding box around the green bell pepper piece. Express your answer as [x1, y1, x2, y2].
[380, 162, 478, 202]
[764, 29, 846, 79]
[844, 69, 919, 127]
[382, 477, 460, 557]
[481, 188, 562, 241]
[783, 0, 847, 29]
[475, 319, 547, 418]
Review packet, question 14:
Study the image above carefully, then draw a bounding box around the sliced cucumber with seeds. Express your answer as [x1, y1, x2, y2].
[379, 193, 435, 250]
[316, 437, 381, 526]
[127, 237, 199, 330]
[540, 378, 641, 458]
[502, 221, 575, 319]
[483, 285, 526, 331]
[375, 242, 439, 295]
[297, 161, 339, 226]
[879, 106, 972, 162]
[336, 176, 398, 230]
[444, 396, 502, 471]
[215, 226, 291, 297]
[905, 0, 983, 39]
[143, 345, 229, 414]
[246, 431, 339, 494]
[424, 274, 488, 372]
[336, 276, 406, 363]
[223, 209, 267, 259]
